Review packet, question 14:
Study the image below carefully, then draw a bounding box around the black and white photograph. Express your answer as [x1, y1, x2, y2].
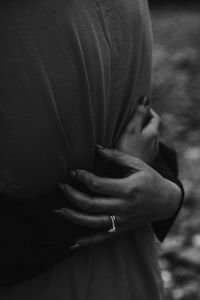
[0, 0, 199, 299]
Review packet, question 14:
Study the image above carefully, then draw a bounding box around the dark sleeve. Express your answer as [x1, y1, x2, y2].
[151, 143, 184, 242]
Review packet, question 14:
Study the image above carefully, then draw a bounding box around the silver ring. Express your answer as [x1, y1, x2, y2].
[108, 215, 116, 233]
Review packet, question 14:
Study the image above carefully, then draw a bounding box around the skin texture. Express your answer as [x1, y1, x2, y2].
[55, 97, 181, 248]
[116, 96, 160, 164]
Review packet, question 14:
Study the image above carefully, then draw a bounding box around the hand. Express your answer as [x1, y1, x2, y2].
[116, 96, 161, 164]
[56, 148, 181, 248]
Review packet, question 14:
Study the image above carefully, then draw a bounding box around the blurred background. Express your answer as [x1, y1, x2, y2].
[149, 1, 200, 299]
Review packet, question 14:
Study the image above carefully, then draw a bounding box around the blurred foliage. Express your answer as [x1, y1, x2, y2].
[149, 0, 198, 5]
[151, 5, 200, 300]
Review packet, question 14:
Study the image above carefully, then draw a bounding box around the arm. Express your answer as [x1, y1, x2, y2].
[116, 98, 184, 241]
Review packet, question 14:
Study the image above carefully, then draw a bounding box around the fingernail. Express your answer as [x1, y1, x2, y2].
[58, 183, 65, 191]
[53, 209, 63, 216]
[138, 96, 149, 106]
[138, 96, 146, 105]
[69, 170, 77, 178]
[70, 243, 81, 250]
[96, 144, 104, 151]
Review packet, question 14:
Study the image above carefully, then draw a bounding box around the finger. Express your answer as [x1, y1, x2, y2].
[54, 208, 109, 229]
[126, 96, 150, 134]
[70, 215, 151, 249]
[54, 208, 124, 230]
[96, 146, 145, 171]
[60, 183, 128, 214]
[71, 223, 131, 248]
[142, 109, 161, 136]
[73, 231, 121, 248]
[69, 170, 129, 198]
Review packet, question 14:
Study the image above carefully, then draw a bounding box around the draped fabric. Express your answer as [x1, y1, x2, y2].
[0, 0, 166, 298]
[0, 0, 152, 199]
[0, 229, 164, 300]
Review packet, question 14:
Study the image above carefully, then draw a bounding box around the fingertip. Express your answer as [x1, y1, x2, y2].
[69, 170, 77, 178]
[70, 243, 81, 250]
[69, 169, 86, 183]
[58, 183, 65, 192]
[58, 183, 75, 195]
[96, 144, 104, 151]
[96, 146, 110, 158]
[75, 169, 87, 181]
[138, 96, 150, 107]
[53, 209, 64, 216]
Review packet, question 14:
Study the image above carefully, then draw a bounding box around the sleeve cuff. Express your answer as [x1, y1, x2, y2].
[151, 143, 184, 242]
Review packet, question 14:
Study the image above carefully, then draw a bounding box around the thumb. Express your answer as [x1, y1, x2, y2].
[125, 96, 150, 134]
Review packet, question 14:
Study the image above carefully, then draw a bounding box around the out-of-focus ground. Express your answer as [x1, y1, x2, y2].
[151, 4, 200, 300]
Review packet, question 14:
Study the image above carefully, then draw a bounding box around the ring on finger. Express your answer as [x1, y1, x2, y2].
[108, 215, 117, 234]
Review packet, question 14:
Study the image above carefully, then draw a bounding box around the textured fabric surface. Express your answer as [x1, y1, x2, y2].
[1, 229, 164, 300]
[0, 0, 152, 198]
[0, 0, 165, 298]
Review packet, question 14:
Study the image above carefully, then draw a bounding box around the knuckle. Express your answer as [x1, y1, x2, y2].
[90, 178, 99, 190]
[132, 182, 142, 193]
[128, 188, 138, 201]
[127, 178, 141, 194]
[141, 172, 152, 185]
[124, 184, 134, 199]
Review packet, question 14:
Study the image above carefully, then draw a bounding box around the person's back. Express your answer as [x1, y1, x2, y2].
[0, 2, 165, 298]
[0, 0, 152, 198]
